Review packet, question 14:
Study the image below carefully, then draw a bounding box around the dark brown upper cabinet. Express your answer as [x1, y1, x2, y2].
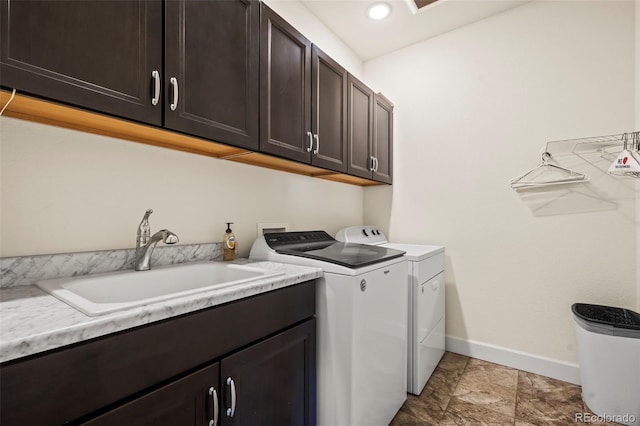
[0, 0, 162, 126]
[311, 46, 348, 173]
[260, 5, 348, 172]
[260, 4, 312, 163]
[347, 73, 393, 184]
[1, 0, 259, 150]
[347, 73, 375, 179]
[165, 0, 259, 150]
[1, 0, 390, 184]
[372, 94, 393, 184]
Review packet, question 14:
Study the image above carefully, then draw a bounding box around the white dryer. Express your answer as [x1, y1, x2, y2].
[336, 226, 445, 395]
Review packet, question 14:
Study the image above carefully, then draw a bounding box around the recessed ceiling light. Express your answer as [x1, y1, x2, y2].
[367, 2, 392, 20]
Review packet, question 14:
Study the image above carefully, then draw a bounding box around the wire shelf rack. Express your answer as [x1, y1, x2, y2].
[545, 131, 639, 157]
[510, 131, 640, 190]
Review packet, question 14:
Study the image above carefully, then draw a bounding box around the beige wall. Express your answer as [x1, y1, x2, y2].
[0, 0, 366, 258]
[364, 0, 637, 364]
[0, 117, 363, 257]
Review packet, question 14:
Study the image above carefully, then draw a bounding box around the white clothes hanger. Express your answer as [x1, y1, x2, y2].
[607, 132, 640, 177]
[510, 152, 589, 189]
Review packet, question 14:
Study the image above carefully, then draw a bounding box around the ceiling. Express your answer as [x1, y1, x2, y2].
[299, 0, 531, 61]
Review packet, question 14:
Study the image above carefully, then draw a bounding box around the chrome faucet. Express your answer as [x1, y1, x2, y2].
[135, 209, 179, 271]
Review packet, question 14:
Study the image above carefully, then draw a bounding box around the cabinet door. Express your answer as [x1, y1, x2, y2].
[221, 319, 316, 426]
[260, 4, 312, 163]
[372, 93, 393, 184]
[0, 0, 162, 125]
[347, 73, 374, 179]
[164, 0, 259, 150]
[311, 45, 348, 173]
[83, 363, 220, 426]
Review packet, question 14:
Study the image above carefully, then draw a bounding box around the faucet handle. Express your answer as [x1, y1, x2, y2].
[136, 209, 154, 248]
[141, 209, 153, 223]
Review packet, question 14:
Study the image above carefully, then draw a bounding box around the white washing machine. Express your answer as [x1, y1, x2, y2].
[250, 231, 408, 426]
[336, 226, 445, 395]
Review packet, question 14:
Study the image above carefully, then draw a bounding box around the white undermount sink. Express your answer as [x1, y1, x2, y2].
[36, 262, 284, 316]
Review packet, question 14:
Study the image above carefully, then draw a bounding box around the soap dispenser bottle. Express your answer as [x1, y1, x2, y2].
[223, 222, 237, 261]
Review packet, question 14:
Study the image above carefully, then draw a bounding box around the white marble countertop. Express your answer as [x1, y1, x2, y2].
[0, 260, 322, 364]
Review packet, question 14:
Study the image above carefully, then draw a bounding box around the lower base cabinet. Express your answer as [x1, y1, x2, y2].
[83, 320, 316, 426]
[0, 281, 316, 426]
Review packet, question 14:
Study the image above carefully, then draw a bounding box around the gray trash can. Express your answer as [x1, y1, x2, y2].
[572, 303, 640, 426]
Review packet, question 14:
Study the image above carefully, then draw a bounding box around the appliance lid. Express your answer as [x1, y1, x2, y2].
[265, 231, 406, 268]
[380, 243, 444, 261]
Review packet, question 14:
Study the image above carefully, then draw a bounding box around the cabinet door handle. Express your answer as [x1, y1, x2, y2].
[209, 386, 219, 426]
[226, 377, 236, 417]
[170, 77, 179, 111]
[374, 157, 379, 172]
[306, 131, 313, 152]
[151, 70, 160, 106]
[370, 156, 375, 171]
[313, 134, 320, 155]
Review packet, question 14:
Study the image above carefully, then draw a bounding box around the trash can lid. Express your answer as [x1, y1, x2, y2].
[572, 303, 640, 335]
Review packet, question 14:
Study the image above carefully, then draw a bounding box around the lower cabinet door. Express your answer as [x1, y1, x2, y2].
[83, 363, 220, 426]
[221, 319, 316, 426]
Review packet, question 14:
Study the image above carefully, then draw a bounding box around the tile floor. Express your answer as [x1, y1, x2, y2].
[390, 352, 619, 426]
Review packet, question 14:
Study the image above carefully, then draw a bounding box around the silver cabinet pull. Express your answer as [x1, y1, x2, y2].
[151, 70, 160, 106]
[306, 131, 313, 152]
[209, 386, 219, 426]
[313, 134, 319, 155]
[226, 377, 236, 417]
[370, 156, 375, 171]
[170, 77, 179, 111]
[374, 157, 379, 172]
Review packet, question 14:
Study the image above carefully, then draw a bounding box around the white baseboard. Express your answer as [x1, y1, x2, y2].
[446, 335, 581, 385]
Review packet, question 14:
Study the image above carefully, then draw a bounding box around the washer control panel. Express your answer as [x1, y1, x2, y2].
[336, 226, 388, 244]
